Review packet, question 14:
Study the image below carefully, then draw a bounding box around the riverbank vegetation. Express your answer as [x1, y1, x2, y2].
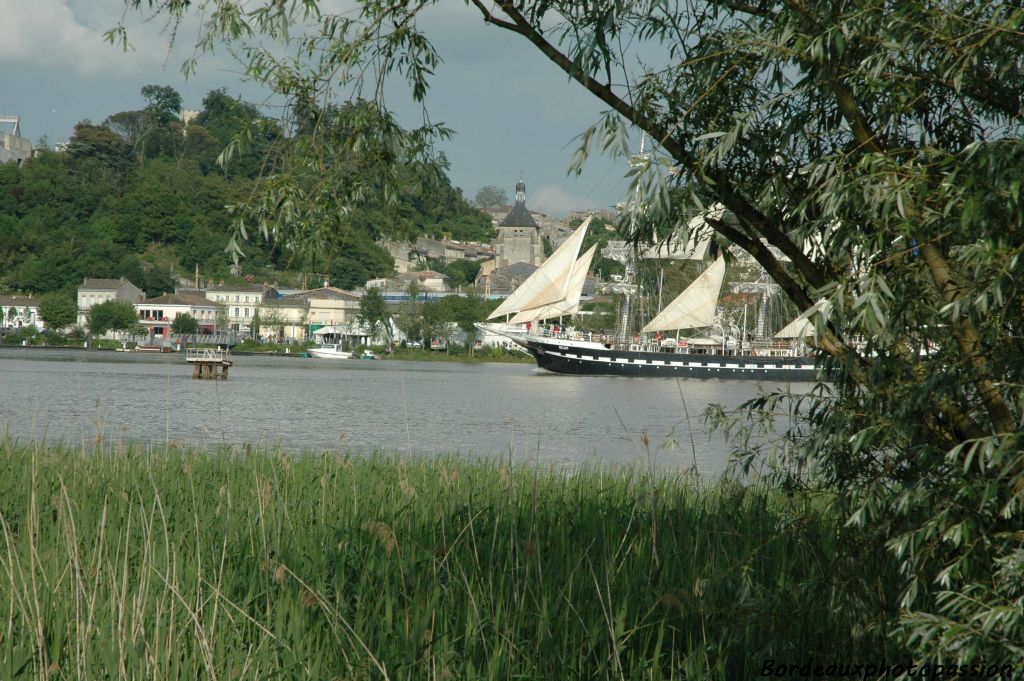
[0, 441, 904, 679]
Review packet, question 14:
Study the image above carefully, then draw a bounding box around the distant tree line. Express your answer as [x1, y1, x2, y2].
[0, 86, 494, 310]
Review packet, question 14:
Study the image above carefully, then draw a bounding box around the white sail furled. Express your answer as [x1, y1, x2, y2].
[639, 204, 721, 260]
[509, 244, 598, 323]
[641, 256, 726, 333]
[487, 217, 591, 319]
[775, 299, 830, 339]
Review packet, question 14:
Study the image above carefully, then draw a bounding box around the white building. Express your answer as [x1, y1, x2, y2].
[255, 295, 310, 341]
[366, 270, 451, 294]
[77, 278, 146, 327]
[0, 116, 33, 165]
[135, 292, 220, 339]
[204, 283, 279, 336]
[0, 295, 43, 330]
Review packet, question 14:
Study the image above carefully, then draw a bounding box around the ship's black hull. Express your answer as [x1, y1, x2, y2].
[523, 338, 819, 381]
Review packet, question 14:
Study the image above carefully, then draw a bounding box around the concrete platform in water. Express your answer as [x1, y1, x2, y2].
[185, 348, 233, 379]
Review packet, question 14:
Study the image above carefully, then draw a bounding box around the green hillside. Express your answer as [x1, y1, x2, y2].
[0, 87, 493, 297]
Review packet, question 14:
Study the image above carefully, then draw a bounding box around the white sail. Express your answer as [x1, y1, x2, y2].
[641, 256, 726, 333]
[775, 299, 830, 338]
[487, 217, 591, 319]
[510, 244, 598, 323]
[639, 204, 720, 260]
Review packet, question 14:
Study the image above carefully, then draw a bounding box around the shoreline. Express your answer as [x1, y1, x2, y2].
[0, 343, 534, 363]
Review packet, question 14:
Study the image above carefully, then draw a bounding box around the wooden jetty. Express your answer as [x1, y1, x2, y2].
[186, 348, 232, 379]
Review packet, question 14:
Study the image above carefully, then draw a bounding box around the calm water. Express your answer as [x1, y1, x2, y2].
[0, 348, 803, 474]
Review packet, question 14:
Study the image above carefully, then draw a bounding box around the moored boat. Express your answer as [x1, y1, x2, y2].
[488, 326, 817, 380]
[308, 344, 354, 359]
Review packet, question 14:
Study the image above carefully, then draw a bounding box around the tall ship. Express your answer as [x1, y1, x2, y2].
[478, 170, 819, 381]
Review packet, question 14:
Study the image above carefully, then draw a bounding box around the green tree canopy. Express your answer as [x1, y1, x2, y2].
[195, 88, 283, 178]
[474, 185, 507, 210]
[426, 258, 480, 289]
[357, 287, 391, 346]
[88, 300, 139, 336]
[141, 84, 183, 124]
[115, 0, 1024, 664]
[171, 312, 199, 334]
[439, 293, 488, 355]
[38, 292, 78, 330]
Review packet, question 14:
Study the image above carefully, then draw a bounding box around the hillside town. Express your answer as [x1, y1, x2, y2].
[0, 174, 614, 350]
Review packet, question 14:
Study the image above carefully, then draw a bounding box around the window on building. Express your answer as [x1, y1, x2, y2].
[234, 308, 239, 317]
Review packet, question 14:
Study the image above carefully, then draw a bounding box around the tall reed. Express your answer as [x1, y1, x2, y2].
[0, 439, 901, 679]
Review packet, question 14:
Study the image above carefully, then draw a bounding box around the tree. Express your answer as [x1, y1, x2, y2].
[104, 85, 185, 165]
[117, 0, 1024, 664]
[67, 122, 134, 183]
[38, 292, 77, 331]
[88, 300, 139, 337]
[171, 312, 199, 334]
[258, 305, 287, 340]
[325, 234, 394, 290]
[392, 279, 424, 346]
[441, 294, 487, 356]
[196, 88, 283, 178]
[430, 258, 481, 289]
[357, 287, 392, 347]
[420, 299, 453, 354]
[215, 304, 229, 335]
[137, 264, 175, 299]
[141, 84, 183, 124]
[250, 308, 261, 338]
[474, 185, 507, 211]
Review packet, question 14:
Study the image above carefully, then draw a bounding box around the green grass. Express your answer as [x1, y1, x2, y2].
[0, 440, 903, 679]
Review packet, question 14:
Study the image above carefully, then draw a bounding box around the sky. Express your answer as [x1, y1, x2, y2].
[0, 0, 636, 218]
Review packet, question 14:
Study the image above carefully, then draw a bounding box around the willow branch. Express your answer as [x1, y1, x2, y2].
[477, 1, 831, 296]
[921, 244, 1016, 435]
[829, 65, 1014, 436]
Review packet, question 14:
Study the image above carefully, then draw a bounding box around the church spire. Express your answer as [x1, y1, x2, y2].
[499, 180, 539, 228]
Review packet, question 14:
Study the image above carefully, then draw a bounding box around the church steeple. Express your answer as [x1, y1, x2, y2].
[499, 181, 539, 228]
[494, 179, 544, 269]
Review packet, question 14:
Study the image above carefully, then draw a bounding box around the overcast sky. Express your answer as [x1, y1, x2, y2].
[0, 0, 637, 218]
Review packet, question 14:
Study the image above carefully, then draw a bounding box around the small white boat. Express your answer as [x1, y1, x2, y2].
[308, 344, 354, 359]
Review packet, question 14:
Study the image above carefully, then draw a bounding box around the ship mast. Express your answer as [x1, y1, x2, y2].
[603, 243, 637, 346]
[602, 135, 649, 347]
[731, 270, 780, 340]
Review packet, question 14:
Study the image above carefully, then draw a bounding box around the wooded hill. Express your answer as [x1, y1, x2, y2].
[0, 87, 493, 298]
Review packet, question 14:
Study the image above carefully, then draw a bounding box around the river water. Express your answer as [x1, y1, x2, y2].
[0, 348, 806, 475]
